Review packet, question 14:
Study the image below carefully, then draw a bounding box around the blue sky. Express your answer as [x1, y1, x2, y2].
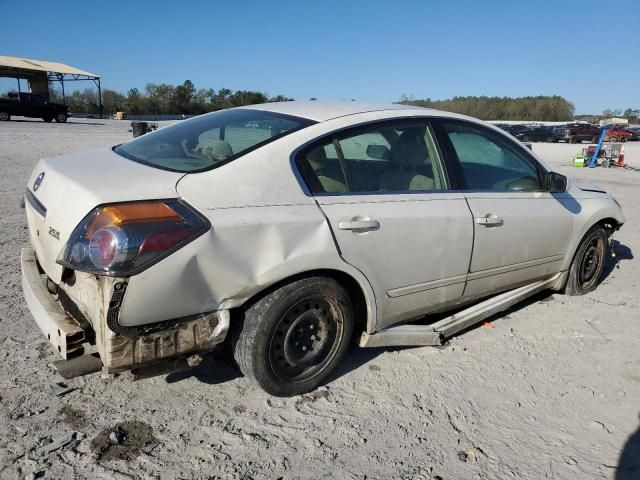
[2, 0, 638, 114]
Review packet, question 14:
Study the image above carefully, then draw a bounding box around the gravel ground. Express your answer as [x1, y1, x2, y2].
[1, 117, 639, 480]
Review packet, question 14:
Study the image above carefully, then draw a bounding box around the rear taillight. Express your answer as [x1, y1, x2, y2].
[58, 199, 209, 276]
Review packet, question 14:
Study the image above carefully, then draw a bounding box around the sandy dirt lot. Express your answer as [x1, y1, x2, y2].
[1, 118, 639, 480]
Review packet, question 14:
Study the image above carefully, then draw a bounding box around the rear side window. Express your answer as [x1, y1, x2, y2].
[298, 122, 448, 194]
[443, 122, 543, 192]
[115, 109, 313, 173]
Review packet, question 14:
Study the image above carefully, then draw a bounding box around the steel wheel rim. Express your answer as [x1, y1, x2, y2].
[578, 237, 604, 289]
[269, 296, 343, 383]
[57, 113, 66, 122]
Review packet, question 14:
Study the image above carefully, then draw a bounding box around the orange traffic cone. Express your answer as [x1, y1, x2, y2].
[617, 144, 625, 167]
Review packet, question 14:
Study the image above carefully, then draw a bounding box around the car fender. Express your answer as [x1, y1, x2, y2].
[560, 196, 624, 271]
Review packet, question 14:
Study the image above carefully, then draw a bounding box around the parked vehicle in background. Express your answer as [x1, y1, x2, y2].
[496, 124, 530, 138]
[517, 125, 562, 143]
[626, 127, 640, 141]
[495, 124, 561, 143]
[601, 125, 634, 142]
[21, 102, 625, 396]
[0, 92, 70, 123]
[558, 123, 600, 143]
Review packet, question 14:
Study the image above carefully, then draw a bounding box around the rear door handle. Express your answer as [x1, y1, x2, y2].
[476, 215, 504, 227]
[338, 218, 380, 232]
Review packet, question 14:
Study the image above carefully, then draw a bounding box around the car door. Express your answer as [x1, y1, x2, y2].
[296, 120, 474, 329]
[29, 95, 48, 117]
[436, 120, 573, 298]
[18, 93, 35, 117]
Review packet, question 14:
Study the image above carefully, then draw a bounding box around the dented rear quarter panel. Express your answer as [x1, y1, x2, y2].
[119, 206, 378, 332]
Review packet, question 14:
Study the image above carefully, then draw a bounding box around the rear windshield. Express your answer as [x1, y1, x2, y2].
[114, 109, 313, 173]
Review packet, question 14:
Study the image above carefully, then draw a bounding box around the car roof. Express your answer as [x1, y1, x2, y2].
[238, 101, 432, 122]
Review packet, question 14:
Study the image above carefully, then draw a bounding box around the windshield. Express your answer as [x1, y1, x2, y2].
[114, 109, 314, 173]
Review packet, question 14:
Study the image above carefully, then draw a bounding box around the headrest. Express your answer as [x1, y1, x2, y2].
[197, 139, 233, 161]
[306, 146, 327, 172]
[391, 128, 428, 167]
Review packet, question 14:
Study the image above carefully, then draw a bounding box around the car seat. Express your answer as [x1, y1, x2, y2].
[379, 128, 434, 191]
[306, 147, 347, 193]
[196, 130, 234, 162]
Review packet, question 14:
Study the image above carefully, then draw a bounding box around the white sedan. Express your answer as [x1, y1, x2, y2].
[21, 102, 624, 396]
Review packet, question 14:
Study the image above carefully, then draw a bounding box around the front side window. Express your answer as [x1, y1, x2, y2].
[115, 109, 313, 173]
[299, 122, 447, 194]
[443, 122, 543, 192]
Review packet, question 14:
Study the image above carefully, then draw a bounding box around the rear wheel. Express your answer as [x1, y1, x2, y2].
[0, 111, 10, 121]
[564, 225, 608, 295]
[610, 135, 619, 142]
[55, 113, 67, 123]
[233, 276, 354, 396]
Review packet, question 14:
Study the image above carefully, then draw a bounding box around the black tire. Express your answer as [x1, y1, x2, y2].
[0, 111, 10, 121]
[233, 276, 354, 396]
[569, 136, 577, 144]
[564, 225, 608, 296]
[43, 116, 53, 122]
[55, 113, 67, 123]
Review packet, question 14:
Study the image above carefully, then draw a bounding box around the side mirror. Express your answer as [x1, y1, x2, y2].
[366, 144, 390, 160]
[548, 172, 567, 193]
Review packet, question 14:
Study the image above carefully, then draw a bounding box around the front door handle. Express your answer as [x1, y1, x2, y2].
[338, 218, 380, 232]
[476, 214, 504, 227]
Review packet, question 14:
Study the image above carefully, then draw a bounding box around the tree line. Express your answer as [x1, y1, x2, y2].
[398, 95, 575, 121]
[49, 80, 293, 115]
[601, 108, 639, 122]
[44, 82, 638, 122]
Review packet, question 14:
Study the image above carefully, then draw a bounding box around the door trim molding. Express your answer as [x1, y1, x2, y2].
[387, 274, 468, 298]
[467, 254, 564, 281]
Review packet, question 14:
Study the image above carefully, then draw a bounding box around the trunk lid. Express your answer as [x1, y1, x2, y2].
[24, 147, 185, 282]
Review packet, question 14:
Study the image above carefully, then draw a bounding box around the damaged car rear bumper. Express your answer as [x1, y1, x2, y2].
[20, 247, 229, 373]
[21, 247, 87, 358]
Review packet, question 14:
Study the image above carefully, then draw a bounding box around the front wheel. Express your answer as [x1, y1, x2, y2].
[55, 113, 67, 123]
[564, 225, 608, 295]
[0, 111, 10, 121]
[233, 277, 354, 396]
